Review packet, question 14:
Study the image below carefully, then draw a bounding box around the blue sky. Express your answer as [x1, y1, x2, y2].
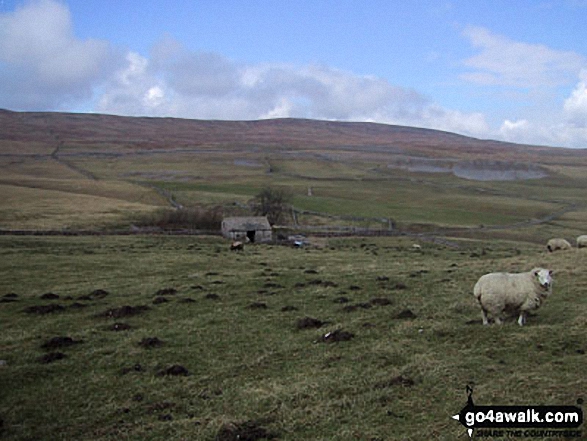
[1, 0, 586, 147]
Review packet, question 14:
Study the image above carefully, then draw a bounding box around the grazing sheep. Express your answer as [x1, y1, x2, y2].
[473, 268, 553, 326]
[577, 235, 587, 249]
[230, 241, 244, 251]
[546, 238, 572, 252]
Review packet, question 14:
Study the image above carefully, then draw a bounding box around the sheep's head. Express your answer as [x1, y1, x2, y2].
[533, 268, 553, 292]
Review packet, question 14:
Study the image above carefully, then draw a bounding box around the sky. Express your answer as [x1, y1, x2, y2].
[1, 1, 587, 148]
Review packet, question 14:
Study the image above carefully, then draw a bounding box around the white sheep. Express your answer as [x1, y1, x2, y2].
[576, 235, 587, 249]
[546, 238, 572, 252]
[473, 268, 553, 326]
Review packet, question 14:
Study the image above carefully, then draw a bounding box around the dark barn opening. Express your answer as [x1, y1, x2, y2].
[247, 230, 256, 243]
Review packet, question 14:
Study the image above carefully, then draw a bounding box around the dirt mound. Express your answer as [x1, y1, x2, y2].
[1, 293, 18, 303]
[98, 305, 150, 319]
[121, 363, 144, 375]
[40, 293, 60, 300]
[281, 305, 298, 312]
[90, 289, 109, 299]
[296, 317, 326, 330]
[308, 279, 338, 288]
[138, 337, 164, 349]
[156, 365, 189, 376]
[41, 336, 83, 350]
[370, 297, 393, 306]
[216, 420, 277, 441]
[342, 303, 372, 313]
[395, 309, 417, 319]
[24, 304, 65, 314]
[319, 329, 355, 343]
[248, 302, 268, 310]
[69, 302, 88, 309]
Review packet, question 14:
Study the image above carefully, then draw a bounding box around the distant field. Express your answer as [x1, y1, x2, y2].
[1, 112, 586, 243]
[1, 150, 584, 242]
[0, 235, 585, 440]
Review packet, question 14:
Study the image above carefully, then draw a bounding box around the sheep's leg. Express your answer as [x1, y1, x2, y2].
[494, 316, 503, 325]
[517, 312, 526, 326]
[481, 308, 489, 325]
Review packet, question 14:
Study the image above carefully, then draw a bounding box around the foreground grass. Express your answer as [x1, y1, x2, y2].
[0, 235, 585, 440]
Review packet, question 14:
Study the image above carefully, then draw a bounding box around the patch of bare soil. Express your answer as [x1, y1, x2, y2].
[41, 336, 83, 350]
[296, 317, 326, 330]
[108, 322, 131, 331]
[155, 288, 177, 296]
[138, 337, 164, 349]
[215, 420, 278, 441]
[319, 329, 355, 343]
[156, 365, 189, 376]
[97, 305, 150, 319]
[370, 297, 393, 306]
[40, 293, 60, 300]
[24, 304, 65, 314]
[1, 293, 18, 303]
[121, 363, 144, 375]
[342, 303, 372, 312]
[90, 289, 109, 299]
[395, 309, 417, 319]
[248, 302, 268, 310]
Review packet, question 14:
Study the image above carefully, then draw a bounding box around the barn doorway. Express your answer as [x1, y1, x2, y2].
[247, 230, 256, 243]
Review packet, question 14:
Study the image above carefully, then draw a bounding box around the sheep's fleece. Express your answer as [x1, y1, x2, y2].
[473, 268, 553, 326]
[546, 238, 572, 252]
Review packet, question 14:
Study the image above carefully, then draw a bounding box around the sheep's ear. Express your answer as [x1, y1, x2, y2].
[549, 270, 554, 276]
[534, 269, 540, 276]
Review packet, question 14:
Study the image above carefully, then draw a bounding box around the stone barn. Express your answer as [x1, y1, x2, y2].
[221, 216, 272, 243]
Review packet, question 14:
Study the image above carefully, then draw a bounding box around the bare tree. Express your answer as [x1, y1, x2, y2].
[252, 186, 292, 225]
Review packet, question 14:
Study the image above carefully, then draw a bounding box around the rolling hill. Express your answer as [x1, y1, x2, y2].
[1, 109, 586, 240]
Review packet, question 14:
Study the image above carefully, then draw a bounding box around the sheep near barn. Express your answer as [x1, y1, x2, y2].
[546, 238, 572, 252]
[473, 268, 553, 326]
[577, 235, 587, 248]
[230, 241, 244, 251]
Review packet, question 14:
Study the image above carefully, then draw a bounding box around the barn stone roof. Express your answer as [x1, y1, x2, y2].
[222, 216, 271, 231]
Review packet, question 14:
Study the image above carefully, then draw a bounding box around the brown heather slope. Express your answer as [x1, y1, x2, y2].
[1, 109, 585, 164]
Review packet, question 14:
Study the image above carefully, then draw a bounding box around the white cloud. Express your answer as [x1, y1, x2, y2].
[564, 69, 587, 128]
[95, 38, 490, 137]
[0, 0, 121, 109]
[499, 119, 531, 141]
[461, 26, 585, 88]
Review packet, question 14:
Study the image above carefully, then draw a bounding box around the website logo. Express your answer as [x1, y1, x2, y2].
[452, 386, 583, 439]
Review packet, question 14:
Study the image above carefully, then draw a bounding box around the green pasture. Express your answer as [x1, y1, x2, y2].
[0, 235, 585, 440]
[1, 146, 586, 241]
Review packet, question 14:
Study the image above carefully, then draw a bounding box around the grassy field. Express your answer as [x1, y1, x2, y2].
[1, 113, 586, 439]
[0, 235, 585, 440]
[2, 149, 586, 239]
